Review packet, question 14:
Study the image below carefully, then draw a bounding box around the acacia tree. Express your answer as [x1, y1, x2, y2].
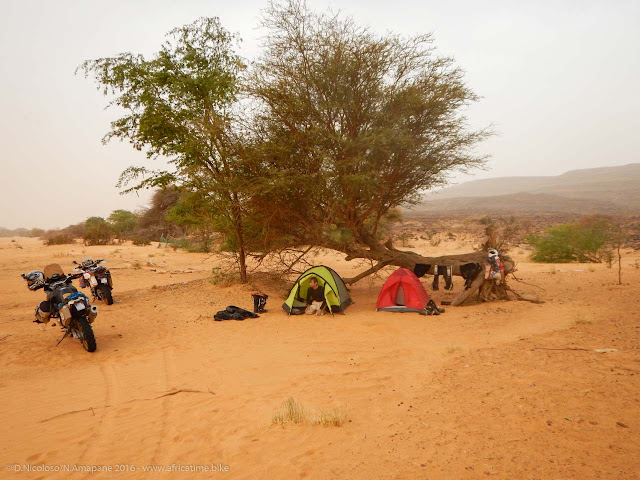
[79, 18, 251, 281]
[246, 1, 511, 300]
[108, 209, 138, 240]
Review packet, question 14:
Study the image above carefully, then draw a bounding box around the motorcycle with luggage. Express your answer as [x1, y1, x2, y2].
[73, 258, 114, 305]
[22, 264, 98, 352]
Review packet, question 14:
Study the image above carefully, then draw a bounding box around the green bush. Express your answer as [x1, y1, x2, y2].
[132, 236, 152, 246]
[526, 221, 610, 263]
[83, 217, 113, 246]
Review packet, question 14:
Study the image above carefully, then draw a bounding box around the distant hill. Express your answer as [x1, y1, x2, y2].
[413, 163, 640, 214]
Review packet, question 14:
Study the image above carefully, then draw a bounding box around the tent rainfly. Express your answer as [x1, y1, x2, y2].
[376, 268, 430, 314]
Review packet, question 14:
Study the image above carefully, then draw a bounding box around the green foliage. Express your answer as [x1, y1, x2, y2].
[247, 1, 489, 252]
[80, 18, 250, 281]
[83, 217, 113, 246]
[526, 220, 612, 263]
[166, 190, 220, 253]
[108, 210, 138, 239]
[80, 5, 492, 277]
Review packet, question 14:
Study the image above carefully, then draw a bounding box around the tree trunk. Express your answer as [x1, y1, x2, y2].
[342, 248, 515, 283]
[230, 193, 248, 283]
[337, 241, 519, 307]
[618, 241, 622, 285]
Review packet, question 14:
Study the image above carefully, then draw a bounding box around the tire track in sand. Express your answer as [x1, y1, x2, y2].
[77, 362, 119, 463]
[149, 346, 178, 464]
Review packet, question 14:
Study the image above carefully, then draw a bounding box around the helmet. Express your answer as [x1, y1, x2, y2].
[24, 271, 44, 290]
[81, 257, 94, 268]
[488, 248, 499, 257]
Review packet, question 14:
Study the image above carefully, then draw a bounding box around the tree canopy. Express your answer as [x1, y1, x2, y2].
[246, 0, 489, 267]
[80, 2, 492, 286]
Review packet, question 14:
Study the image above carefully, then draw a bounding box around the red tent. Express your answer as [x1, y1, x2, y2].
[376, 268, 430, 314]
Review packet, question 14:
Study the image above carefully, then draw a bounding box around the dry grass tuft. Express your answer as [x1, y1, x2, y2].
[574, 314, 593, 325]
[271, 397, 348, 427]
[315, 407, 348, 427]
[272, 397, 308, 426]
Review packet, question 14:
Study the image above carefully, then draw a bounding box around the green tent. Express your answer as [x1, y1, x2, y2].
[282, 265, 353, 315]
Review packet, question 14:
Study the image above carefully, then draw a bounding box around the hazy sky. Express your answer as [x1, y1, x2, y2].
[1, 0, 638, 229]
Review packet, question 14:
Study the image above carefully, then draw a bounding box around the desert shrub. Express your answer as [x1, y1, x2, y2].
[272, 397, 307, 426]
[526, 221, 610, 263]
[210, 266, 238, 285]
[398, 232, 411, 247]
[271, 397, 348, 427]
[83, 217, 113, 246]
[44, 232, 75, 245]
[132, 237, 151, 246]
[65, 223, 86, 238]
[131, 228, 157, 246]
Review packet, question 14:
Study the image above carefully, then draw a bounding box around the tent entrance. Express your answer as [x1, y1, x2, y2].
[396, 284, 406, 306]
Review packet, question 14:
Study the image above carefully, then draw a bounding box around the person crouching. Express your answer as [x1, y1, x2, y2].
[305, 277, 326, 316]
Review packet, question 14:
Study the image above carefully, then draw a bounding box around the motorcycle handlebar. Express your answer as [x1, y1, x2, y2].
[74, 259, 105, 268]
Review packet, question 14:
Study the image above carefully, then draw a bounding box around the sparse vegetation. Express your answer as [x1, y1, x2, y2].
[83, 217, 114, 246]
[272, 397, 308, 426]
[271, 397, 348, 427]
[574, 314, 593, 325]
[210, 266, 238, 286]
[527, 219, 611, 263]
[44, 232, 75, 246]
[315, 407, 348, 427]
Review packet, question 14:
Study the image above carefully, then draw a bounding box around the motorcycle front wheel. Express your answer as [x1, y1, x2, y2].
[74, 317, 97, 352]
[101, 284, 114, 305]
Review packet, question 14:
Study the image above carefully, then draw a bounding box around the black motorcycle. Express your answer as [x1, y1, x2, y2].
[22, 270, 98, 352]
[73, 258, 114, 305]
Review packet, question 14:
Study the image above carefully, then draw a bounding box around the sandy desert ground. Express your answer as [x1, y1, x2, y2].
[0, 235, 639, 479]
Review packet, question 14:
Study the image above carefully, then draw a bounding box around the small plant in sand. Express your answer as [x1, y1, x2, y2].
[131, 260, 142, 269]
[272, 397, 308, 425]
[588, 265, 596, 272]
[272, 397, 348, 427]
[573, 314, 593, 325]
[444, 345, 461, 355]
[549, 266, 557, 275]
[634, 260, 640, 270]
[210, 266, 238, 286]
[315, 407, 348, 427]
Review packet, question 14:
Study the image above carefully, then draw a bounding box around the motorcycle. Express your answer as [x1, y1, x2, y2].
[22, 265, 98, 352]
[73, 258, 114, 305]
